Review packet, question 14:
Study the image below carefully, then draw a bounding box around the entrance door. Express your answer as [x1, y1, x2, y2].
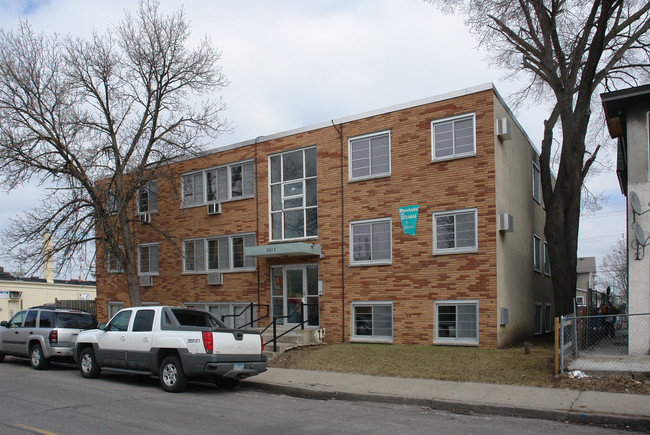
[271, 265, 319, 326]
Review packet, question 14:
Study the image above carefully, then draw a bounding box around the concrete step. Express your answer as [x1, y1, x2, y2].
[258, 328, 321, 360]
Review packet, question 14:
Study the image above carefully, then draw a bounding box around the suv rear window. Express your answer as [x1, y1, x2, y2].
[56, 312, 96, 329]
[171, 309, 223, 328]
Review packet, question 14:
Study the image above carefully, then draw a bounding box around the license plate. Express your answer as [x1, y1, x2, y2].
[234, 363, 244, 371]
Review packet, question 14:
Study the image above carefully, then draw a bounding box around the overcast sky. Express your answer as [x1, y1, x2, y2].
[0, 0, 626, 278]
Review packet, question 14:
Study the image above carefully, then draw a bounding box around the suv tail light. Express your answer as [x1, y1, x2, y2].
[49, 330, 58, 344]
[202, 331, 213, 354]
[260, 334, 264, 353]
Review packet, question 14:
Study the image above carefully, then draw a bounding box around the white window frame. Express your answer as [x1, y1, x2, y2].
[350, 301, 393, 343]
[183, 239, 206, 273]
[348, 130, 391, 181]
[532, 161, 541, 203]
[202, 232, 256, 273]
[108, 301, 124, 321]
[349, 218, 392, 266]
[434, 300, 479, 345]
[107, 247, 123, 273]
[534, 302, 543, 335]
[138, 243, 159, 276]
[431, 113, 476, 162]
[543, 241, 551, 276]
[137, 180, 158, 214]
[533, 234, 542, 272]
[181, 159, 254, 208]
[433, 208, 478, 254]
[269, 146, 318, 241]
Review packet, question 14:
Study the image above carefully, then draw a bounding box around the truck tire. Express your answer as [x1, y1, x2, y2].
[160, 356, 187, 393]
[0, 352, 5, 363]
[30, 343, 49, 370]
[79, 348, 101, 378]
[215, 376, 239, 389]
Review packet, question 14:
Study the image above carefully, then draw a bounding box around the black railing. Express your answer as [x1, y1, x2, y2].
[221, 303, 269, 329]
[261, 303, 309, 352]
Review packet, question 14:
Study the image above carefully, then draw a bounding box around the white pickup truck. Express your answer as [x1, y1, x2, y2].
[73, 306, 267, 392]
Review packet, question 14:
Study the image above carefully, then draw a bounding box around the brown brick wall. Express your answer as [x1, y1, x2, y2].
[96, 89, 500, 347]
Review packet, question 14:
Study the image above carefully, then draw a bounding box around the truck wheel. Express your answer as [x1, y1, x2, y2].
[30, 344, 49, 370]
[79, 348, 101, 378]
[215, 376, 239, 389]
[160, 356, 187, 393]
[0, 353, 5, 363]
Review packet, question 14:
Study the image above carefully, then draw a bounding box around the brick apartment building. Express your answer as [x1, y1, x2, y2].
[97, 83, 553, 348]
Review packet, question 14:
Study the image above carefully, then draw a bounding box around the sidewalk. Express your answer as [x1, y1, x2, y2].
[243, 368, 650, 430]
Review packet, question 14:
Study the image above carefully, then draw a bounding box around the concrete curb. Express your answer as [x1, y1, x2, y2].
[243, 380, 650, 431]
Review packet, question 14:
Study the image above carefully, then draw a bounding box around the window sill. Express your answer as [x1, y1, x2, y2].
[433, 339, 479, 347]
[349, 261, 392, 267]
[348, 173, 391, 183]
[430, 153, 476, 164]
[432, 249, 478, 256]
[350, 337, 393, 344]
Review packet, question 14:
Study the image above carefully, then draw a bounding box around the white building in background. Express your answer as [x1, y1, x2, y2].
[0, 266, 96, 322]
[602, 84, 650, 355]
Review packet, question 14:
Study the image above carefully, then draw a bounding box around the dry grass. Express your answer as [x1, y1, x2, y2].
[269, 338, 650, 394]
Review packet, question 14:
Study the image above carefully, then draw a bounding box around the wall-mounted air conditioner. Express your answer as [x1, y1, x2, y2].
[9, 291, 21, 299]
[497, 213, 514, 232]
[496, 117, 512, 142]
[139, 213, 151, 224]
[207, 272, 223, 285]
[139, 275, 153, 287]
[207, 203, 221, 215]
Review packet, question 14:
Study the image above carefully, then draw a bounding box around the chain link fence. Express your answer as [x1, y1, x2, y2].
[558, 313, 650, 374]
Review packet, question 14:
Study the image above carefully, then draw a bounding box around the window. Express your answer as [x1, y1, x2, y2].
[207, 233, 256, 271]
[8, 311, 26, 328]
[106, 189, 117, 214]
[39, 311, 55, 328]
[183, 233, 255, 273]
[24, 311, 37, 328]
[433, 209, 477, 254]
[185, 302, 252, 329]
[270, 147, 318, 240]
[107, 248, 123, 273]
[182, 160, 254, 208]
[351, 302, 393, 342]
[349, 131, 390, 180]
[434, 300, 478, 345]
[431, 114, 475, 161]
[350, 218, 392, 265]
[138, 243, 159, 276]
[183, 239, 206, 273]
[108, 302, 124, 321]
[532, 162, 541, 203]
[534, 303, 543, 335]
[543, 242, 551, 276]
[137, 180, 157, 214]
[544, 303, 552, 333]
[533, 235, 542, 272]
[106, 310, 132, 332]
[132, 310, 155, 332]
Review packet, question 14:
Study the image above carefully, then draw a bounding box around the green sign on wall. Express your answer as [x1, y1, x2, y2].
[398, 205, 419, 235]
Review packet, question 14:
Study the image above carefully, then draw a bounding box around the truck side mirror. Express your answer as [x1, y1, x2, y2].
[98, 322, 106, 331]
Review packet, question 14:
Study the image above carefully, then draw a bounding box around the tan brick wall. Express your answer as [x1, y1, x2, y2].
[97, 89, 506, 347]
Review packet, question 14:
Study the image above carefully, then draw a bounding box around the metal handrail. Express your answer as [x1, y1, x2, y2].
[262, 303, 310, 352]
[221, 303, 269, 329]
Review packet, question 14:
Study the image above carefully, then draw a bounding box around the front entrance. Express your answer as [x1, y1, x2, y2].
[271, 265, 319, 326]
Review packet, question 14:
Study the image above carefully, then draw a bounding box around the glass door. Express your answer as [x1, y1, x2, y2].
[270, 265, 319, 327]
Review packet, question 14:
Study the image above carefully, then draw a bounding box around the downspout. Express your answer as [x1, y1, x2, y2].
[332, 121, 345, 342]
[254, 136, 261, 310]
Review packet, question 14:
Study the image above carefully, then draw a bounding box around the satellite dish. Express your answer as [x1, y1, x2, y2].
[634, 221, 646, 246]
[630, 191, 644, 215]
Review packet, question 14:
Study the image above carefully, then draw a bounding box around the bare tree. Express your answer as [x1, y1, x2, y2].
[598, 237, 628, 302]
[0, 0, 228, 306]
[427, 0, 650, 314]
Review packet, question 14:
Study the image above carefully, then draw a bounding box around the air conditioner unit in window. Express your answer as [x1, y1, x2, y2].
[497, 213, 514, 232]
[207, 272, 222, 285]
[499, 307, 509, 326]
[207, 202, 221, 215]
[139, 213, 151, 224]
[139, 275, 153, 287]
[9, 291, 21, 299]
[496, 117, 512, 142]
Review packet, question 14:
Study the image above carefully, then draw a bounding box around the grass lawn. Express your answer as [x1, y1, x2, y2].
[270, 336, 556, 387]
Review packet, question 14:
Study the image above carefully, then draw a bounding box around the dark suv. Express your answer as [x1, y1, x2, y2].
[0, 307, 97, 369]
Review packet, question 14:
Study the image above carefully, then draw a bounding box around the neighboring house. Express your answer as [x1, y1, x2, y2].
[601, 84, 650, 355]
[0, 266, 96, 322]
[96, 83, 553, 348]
[576, 257, 596, 308]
